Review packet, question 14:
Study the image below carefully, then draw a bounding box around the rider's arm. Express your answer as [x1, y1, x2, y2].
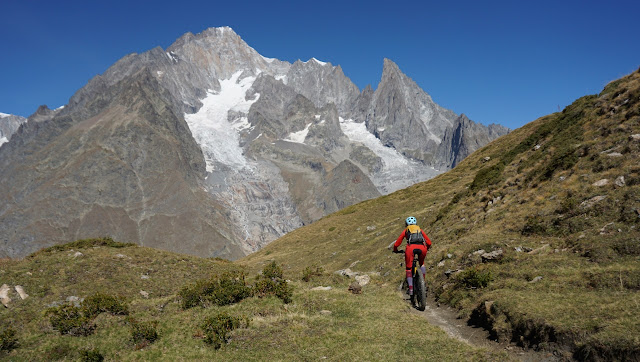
[393, 230, 407, 252]
[421, 229, 432, 249]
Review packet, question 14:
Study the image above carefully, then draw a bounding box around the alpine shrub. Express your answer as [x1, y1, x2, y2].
[46, 304, 95, 336]
[522, 215, 548, 236]
[201, 312, 248, 349]
[0, 327, 18, 352]
[128, 318, 158, 347]
[261, 261, 284, 279]
[179, 271, 251, 309]
[470, 163, 505, 192]
[80, 349, 104, 362]
[82, 293, 128, 319]
[254, 262, 293, 303]
[302, 266, 324, 282]
[457, 268, 493, 289]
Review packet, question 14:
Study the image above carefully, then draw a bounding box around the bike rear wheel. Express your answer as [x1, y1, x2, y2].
[413, 264, 427, 311]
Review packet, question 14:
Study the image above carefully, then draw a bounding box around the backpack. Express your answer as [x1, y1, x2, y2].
[406, 225, 425, 244]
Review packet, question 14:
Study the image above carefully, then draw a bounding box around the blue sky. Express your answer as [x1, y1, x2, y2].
[1, 0, 638, 129]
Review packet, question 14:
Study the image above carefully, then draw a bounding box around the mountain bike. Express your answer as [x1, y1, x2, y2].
[394, 248, 427, 311]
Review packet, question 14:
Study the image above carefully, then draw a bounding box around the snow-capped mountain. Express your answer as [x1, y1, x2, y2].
[0, 27, 508, 259]
[0, 113, 27, 148]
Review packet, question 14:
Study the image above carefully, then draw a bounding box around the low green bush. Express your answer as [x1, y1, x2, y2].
[254, 262, 293, 304]
[302, 266, 324, 282]
[128, 318, 158, 346]
[46, 293, 129, 336]
[82, 293, 128, 319]
[470, 163, 505, 192]
[81, 349, 104, 362]
[46, 304, 95, 336]
[0, 327, 18, 352]
[201, 312, 248, 349]
[456, 268, 493, 289]
[521, 215, 548, 236]
[261, 261, 284, 279]
[179, 271, 251, 309]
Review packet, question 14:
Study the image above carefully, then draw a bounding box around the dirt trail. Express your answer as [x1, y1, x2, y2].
[401, 292, 563, 361]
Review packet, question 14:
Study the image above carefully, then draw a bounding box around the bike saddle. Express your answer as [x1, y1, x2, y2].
[413, 249, 422, 256]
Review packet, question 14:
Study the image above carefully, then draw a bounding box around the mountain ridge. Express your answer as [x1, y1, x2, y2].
[0, 26, 508, 259]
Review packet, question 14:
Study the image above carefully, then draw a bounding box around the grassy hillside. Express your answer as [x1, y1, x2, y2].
[243, 68, 640, 360]
[0, 238, 504, 360]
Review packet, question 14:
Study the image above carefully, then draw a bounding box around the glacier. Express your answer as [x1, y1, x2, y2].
[184, 71, 258, 172]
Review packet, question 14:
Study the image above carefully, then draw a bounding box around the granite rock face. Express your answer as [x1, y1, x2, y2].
[0, 113, 27, 148]
[353, 59, 508, 167]
[0, 69, 244, 259]
[0, 27, 508, 259]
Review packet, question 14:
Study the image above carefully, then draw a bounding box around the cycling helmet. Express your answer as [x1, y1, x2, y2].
[405, 216, 417, 225]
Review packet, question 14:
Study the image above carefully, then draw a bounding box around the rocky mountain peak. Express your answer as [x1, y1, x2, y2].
[0, 27, 509, 260]
[285, 58, 359, 114]
[28, 105, 60, 123]
[381, 58, 402, 78]
[0, 113, 27, 147]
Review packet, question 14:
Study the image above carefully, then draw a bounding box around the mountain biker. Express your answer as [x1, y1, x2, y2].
[392, 216, 431, 296]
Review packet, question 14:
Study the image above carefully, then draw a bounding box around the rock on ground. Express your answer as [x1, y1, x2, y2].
[14, 285, 28, 299]
[0, 284, 11, 307]
[311, 286, 332, 291]
[481, 249, 504, 262]
[355, 274, 371, 286]
[592, 179, 610, 187]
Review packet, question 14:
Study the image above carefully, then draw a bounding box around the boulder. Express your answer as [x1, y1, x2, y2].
[444, 269, 462, 278]
[529, 276, 543, 283]
[311, 286, 332, 291]
[592, 179, 609, 187]
[515, 246, 533, 253]
[615, 176, 626, 188]
[528, 244, 550, 255]
[580, 195, 607, 209]
[0, 284, 11, 307]
[14, 285, 28, 299]
[335, 268, 358, 278]
[481, 249, 504, 262]
[355, 274, 370, 286]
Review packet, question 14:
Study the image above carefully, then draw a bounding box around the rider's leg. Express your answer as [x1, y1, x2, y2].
[405, 247, 414, 295]
[406, 268, 413, 295]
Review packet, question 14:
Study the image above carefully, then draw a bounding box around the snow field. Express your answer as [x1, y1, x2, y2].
[339, 117, 409, 168]
[184, 71, 258, 172]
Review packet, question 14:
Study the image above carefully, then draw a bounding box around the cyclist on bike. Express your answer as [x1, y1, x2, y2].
[392, 216, 431, 296]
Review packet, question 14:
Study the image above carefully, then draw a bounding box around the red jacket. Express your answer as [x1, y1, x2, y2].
[393, 226, 432, 252]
